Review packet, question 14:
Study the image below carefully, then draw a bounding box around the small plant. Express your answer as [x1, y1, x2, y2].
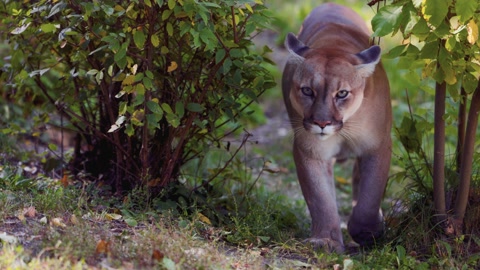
[0, 0, 275, 194]
[372, 0, 480, 236]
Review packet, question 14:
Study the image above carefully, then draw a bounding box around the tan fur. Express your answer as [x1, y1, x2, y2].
[282, 3, 392, 252]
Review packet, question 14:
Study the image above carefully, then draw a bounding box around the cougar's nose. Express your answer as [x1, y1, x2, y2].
[313, 120, 332, 128]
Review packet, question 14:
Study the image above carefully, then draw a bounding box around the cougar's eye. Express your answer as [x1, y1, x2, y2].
[301, 87, 314, 97]
[336, 90, 349, 99]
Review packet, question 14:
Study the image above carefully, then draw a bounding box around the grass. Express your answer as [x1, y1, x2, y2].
[2, 140, 479, 269]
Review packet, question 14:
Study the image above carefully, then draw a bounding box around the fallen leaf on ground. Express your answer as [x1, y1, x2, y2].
[196, 213, 211, 225]
[24, 206, 37, 217]
[105, 213, 122, 221]
[51, 217, 66, 228]
[70, 214, 78, 225]
[152, 249, 164, 261]
[95, 239, 110, 255]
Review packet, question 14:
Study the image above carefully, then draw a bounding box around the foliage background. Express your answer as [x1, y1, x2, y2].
[0, 0, 276, 194]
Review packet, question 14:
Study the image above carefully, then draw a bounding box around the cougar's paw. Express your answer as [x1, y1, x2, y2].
[348, 219, 385, 247]
[304, 238, 345, 253]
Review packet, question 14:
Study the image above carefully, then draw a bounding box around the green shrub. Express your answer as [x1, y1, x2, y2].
[0, 0, 275, 193]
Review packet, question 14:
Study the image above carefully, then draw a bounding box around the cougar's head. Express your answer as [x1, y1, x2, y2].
[285, 33, 381, 141]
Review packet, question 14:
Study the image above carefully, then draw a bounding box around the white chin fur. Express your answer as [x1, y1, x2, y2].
[316, 133, 333, 141]
[308, 125, 337, 140]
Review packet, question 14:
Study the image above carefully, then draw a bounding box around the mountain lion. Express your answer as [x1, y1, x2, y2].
[282, 3, 392, 252]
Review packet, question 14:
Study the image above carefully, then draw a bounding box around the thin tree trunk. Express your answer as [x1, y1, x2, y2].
[453, 81, 480, 232]
[433, 81, 447, 224]
[456, 87, 467, 173]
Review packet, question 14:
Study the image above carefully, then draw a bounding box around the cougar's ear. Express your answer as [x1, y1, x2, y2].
[354, 45, 381, 77]
[285, 33, 309, 62]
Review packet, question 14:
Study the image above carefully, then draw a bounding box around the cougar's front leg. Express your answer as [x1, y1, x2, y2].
[348, 146, 391, 246]
[293, 144, 344, 252]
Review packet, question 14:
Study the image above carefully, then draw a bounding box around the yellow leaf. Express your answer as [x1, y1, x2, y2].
[197, 213, 212, 225]
[52, 217, 66, 228]
[167, 61, 178, 72]
[122, 75, 135, 85]
[467, 19, 478, 45]
[335, 176, 349, 185]
[105, 213, 123, 221]
[443, 65, 457, 85]
[245, 3, 253, 13]
[114, 5, 125, 12]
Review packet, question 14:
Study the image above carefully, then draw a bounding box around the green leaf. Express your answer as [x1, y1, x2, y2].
[462, 73, 478, 94]
[114, 47, 127, 69]
[419, 40, 439, 59]
[133, 30, 146, 49]
[161, 46, 169, 54]
[87, 69, 99, 75]
[175, 102, 184, 118]
[48, 2, 67, 18]
[396, 245, 406, 262]
[95, 70, 104, 84]
[442, 64, 457, 85]
[398, 117, 421, 153]
[162, 257, 176, 270]
[422, 0, 449, 28]
[168, 0, 175, 9]
[145, 70, 154, 79]
[125, 124, 134, 136]
[166, 22, 173, 36]
[124, 217, 138, 227]
[229, 48, 244, 58]
[41, 23, 58, 33]
[147, 101, 163, 115]
[146, 114, 161, 130]
[135, 83, 145, 95]
[162, 9, 173, 20]
[186, 103, 204, 112]
[403, 8, 419, 37]
[48, 143, 58, 151]
[410, 17, 430, 41]
[151, 34, 160, 47]
[456, 0, 477, 23]
[165, 114, 180, 128]
[385, 44, 408, 59]
[371, 5, 404, 37]
[143, 77, 153, 89]
[216, 49, 226, 64]
[445, 36, 457, 52]
[89, 45, 108, 56]
[161, 103, 173, 114]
